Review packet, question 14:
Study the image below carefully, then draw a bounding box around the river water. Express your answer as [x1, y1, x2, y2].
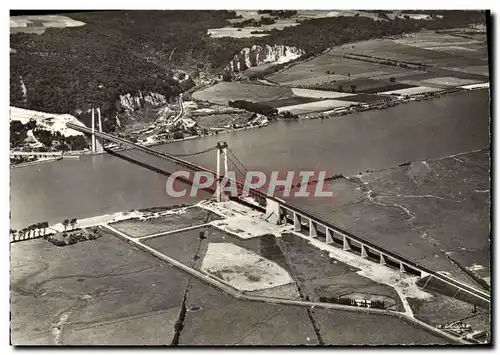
[10, 90, 490, 229]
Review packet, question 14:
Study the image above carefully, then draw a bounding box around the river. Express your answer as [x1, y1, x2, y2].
[10, 90, 490, 229]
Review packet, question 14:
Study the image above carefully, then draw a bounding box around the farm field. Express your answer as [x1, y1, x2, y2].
[109, 206, 221, 238]
[279, 74, 350, 87]
[329, 33, 488, 70]
[377, 86, 444, 96]
[207, 10, 392, 39]
[319, 78, 416, 94]
[279, 232, 404, 310]
[10, 15, 85, 34]
[407, 292, 489, 328]
[312, 308, 449, 345]
[268, 54, 412, 84]
[192, 82, 294, 105]
[291, 88, 356, 99]
[333, 93, 392, 103]
[261, 96, 323, 109]
[10, 231, 189, 345]
[191, 29, 489, 118]
[446, 65, 490, 77]
[277, 99, 355, 114]
[418, 76, 481, 87]
[194, 112, 253, 130]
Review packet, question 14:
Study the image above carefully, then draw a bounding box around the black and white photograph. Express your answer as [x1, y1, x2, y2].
[8, 7, 492, 346]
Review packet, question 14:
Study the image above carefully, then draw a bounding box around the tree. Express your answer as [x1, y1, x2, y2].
[40, 222, 49, 235]
[62, 219, 70, 231]
[32, 223, 39, 237]
[70, 218, 77, 230]
[172, 131, 184, 140]
[389, 76, 396, 83]
[33, 129, 54, 147]
[350, 84, 357, 93]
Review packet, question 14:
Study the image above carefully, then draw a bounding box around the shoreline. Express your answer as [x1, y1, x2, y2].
[10, 85, 488, 170]
[288, 84, 489, 120]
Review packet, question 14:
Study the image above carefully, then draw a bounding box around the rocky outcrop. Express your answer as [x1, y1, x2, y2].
[225, 45, 304, 72]
[119, 91, 169, 111]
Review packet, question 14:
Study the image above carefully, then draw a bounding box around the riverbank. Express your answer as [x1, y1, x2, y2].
[10, 157, 63, 169]
[292, 85, 489, 120]
[9, 80, 488, 171]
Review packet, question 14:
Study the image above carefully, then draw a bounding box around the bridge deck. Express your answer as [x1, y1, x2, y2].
[67, 122, 490, 305]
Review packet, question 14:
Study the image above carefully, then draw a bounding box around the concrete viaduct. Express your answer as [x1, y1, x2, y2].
[66, 121, 491, 308]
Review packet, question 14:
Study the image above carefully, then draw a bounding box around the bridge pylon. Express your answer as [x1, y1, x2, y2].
[215, 141, 229, 203]
[91, 107, 104, 154]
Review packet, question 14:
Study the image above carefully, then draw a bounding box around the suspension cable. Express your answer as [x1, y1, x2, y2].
[226, 152, 268, 195]
[227, 147, 248, 173]
[168, 146, 217, 157]
[226, 155, 247, 178]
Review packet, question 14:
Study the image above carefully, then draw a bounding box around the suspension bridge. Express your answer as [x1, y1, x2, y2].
[66, 120, 491, 308]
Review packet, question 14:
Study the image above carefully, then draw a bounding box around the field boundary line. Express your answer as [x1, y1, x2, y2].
[137, 223, 212, 241]
[102, 223, 467, 345]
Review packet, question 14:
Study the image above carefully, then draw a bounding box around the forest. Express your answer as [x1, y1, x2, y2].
[10, 10, 486, 116]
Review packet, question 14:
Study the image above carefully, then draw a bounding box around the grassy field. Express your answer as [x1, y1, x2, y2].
[287, 150, 490, 287]
[291, 88, 356, 99]
[312, 308, 450, 345]
[10, 231, 190, 345]
[192, 82, 294, 105]
[269, 54, 412, 84]
[279, 232, 404, 309]
[276, 99, 354, 114]
[194, 112, 253, 129]
[407, 291, 489, 330]
[267, 30, 489, 105]
[333, 93, 394, 103]
[181, 277, 449, 345]
[377, 86, 444, 95]
[311, 78, 417, 94]
[109, 207, 221, 238]
[280, 74, 350, 87]
[421, 76, 482, 87]
[180, 279, 318, 345]
[328, 34, 488, 70]
[261, 96, 323, 108]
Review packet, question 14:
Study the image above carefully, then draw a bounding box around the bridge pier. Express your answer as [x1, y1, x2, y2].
[380, 254, 386, 265]
[309, 220, 317, 238]
[293, 213, 301, 232]
[361, 245, 368, 258]
[325, 229, 334, 244]
[265, 198, 282, 224]
[343, 235, 351, 251]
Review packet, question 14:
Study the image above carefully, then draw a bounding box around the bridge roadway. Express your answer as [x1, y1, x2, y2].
[66, 122, 491, 306]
